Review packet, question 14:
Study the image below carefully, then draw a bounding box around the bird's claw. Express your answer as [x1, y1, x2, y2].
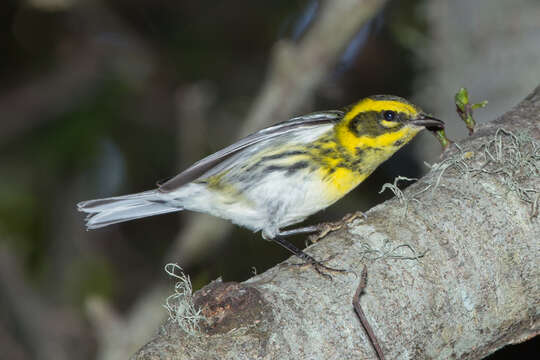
[308, 212, 367, 244]
[286, 254, 348, 280]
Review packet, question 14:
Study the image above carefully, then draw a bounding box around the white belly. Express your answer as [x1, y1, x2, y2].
[159, 171, 331, 238]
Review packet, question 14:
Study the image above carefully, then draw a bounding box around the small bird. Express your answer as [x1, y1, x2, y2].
[78, 95, 443, 275]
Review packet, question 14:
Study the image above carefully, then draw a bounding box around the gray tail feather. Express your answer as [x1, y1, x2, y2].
[77, 190, 182, 229]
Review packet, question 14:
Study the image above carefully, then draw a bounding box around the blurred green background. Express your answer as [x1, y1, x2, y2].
[1, 0, 538, 359]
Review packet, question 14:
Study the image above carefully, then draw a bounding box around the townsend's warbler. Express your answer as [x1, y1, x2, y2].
[78, 95, 443, 275]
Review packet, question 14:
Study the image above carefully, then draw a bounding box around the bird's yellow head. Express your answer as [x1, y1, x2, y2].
[335, 95, 444, 155]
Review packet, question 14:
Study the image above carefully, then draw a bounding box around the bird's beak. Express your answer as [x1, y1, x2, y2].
[410, 114, 444, 131]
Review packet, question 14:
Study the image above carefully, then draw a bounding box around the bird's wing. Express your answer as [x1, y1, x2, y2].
[158, 110, 344, 192]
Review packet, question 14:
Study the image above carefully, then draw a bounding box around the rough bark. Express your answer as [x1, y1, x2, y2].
[133, 86, 540, 359]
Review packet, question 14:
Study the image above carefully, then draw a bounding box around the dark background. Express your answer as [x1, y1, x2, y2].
[0, 0, 536, 358]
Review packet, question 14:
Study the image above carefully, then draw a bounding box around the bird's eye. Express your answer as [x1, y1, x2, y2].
[384, 111, 396, 121]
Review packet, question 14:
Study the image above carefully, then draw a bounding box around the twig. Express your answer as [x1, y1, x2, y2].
[353, 265, 385, 360]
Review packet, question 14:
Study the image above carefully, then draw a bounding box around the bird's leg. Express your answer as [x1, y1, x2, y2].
[271, 234, 346, 280]
[277, 225, 319, 237]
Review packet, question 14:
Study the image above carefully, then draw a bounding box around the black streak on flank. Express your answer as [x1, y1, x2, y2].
[393, 139, 404, 147]
[260, 150, 307, 162]
[246, 150, 308, 172]
[264, 161, 310, 176]
[287, 161, 310, 174]
[355, 147, 365, 157]
[319, 147, 337, 157]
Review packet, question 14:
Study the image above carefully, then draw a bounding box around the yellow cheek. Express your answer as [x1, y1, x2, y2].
[337, 125, 420, 154]
[380, 120, 401, 128]
[356, 127, 418, 148]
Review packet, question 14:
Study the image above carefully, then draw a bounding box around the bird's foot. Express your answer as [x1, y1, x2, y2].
[285, 254, 349, 280]
[308, 211, 367, 244]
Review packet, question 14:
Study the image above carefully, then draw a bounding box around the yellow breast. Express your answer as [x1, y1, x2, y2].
[319, 167, 368, 203]
[317, 124, 421, 203]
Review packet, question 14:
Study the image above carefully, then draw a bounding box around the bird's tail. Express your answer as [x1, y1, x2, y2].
[77, 190, 182, 229]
